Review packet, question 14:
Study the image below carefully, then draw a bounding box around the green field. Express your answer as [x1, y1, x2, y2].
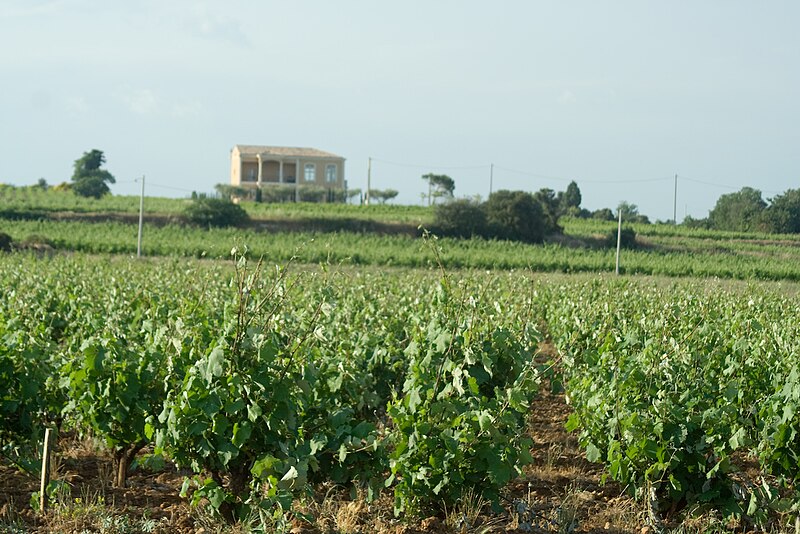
[5, 188, 800, 283]
[0, 186, 431, 224]
[4, 215, 800, 281]
[4, 193, 800, 531]
[3, 252, 800, 530]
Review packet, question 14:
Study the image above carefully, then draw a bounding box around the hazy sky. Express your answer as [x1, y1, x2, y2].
[1, 1, 797, 221]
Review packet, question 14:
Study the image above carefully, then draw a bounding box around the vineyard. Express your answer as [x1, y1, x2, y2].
[3, 248, 800, 532]
[0, 186, 430, 224]
[4, 217, 800, 282]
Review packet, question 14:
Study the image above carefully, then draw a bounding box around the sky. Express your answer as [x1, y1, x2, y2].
[1, 1, 798, 221]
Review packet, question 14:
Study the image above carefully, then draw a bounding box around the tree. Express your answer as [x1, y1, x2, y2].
[484, 190, 547, 243]
[533, 188, 561, 233]
[260, 185, 297, 203]
[297, 184, 326, 202]
[346, 188, 362, 204]
[682, 215, 710, 229]
[764, 189, 800, 234]
[708, 187, 766, 232]
[433, 199, 487, 238]
[369, 189, 399, 204]
[422, 174, 455, 205]
[592, 208, 615, 221]
[617, 201, 638, 221]
[558, 181, 582, 216]
[214, 184, 248, 200]
[71, 149, 116, 198]
[617, 201, 650, 224]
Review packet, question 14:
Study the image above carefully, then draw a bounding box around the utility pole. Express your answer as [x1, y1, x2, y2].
[428, 178, 431, 207]
[489, 163, 494, 198]
[366, 157, 371, 206]
[136, 175, 145, 258]
[673, 174, 678, 224]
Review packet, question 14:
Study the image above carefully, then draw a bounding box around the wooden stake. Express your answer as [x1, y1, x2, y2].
[39, 427, 52, 513]
[137, 175, 145, 258]
[615, 208, 623, 275]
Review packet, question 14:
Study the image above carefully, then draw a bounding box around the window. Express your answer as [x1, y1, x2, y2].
[325, 164, 337, 183]
[304, 163, 316, 182]
[247, 168, 257, 181]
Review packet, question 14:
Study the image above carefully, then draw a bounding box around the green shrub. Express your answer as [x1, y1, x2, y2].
[184, 198, 249, 228]
[15, 234, 55, 255]
[387, 286, 539, 515]
[484, 190, 546, 243]
[0, 232, 12, 252]
[432, 192, 558, 243]
[21, 234, 54, 247]
[607, 227, 637, 249]
[433, 199, 487, 238]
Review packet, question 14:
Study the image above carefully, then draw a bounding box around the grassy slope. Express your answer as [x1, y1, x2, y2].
[0, 187, 432, 224]
[3, 187, 800, 280]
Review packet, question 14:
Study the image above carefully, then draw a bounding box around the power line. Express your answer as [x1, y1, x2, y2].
[680, 176, 745, 190]
[680, 176, 782, 195]
[371, 156, 785, 193]
[371, 158, 490, 171]
[146, 182, 196, 194]
[589, 176, 673, 185]
[491, 166, 572, 182]
[114, 181, 194, 194]
[373, 156, 784, 194]
[493, 165, 673, 185]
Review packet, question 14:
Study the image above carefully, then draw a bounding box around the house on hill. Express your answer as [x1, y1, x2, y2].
[230, 145, 345, 192]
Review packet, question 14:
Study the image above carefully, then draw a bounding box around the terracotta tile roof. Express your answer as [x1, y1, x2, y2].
[234, 145, 344, 159]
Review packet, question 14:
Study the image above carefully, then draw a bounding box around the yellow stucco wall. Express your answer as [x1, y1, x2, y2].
[231, 147, 345, 189]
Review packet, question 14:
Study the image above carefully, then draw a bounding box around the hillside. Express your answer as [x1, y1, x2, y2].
[3, 188, 800, 281]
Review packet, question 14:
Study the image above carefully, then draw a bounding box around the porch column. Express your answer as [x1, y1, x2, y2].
[256, 154, 263, 186]
[279, 160, 284, 183]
